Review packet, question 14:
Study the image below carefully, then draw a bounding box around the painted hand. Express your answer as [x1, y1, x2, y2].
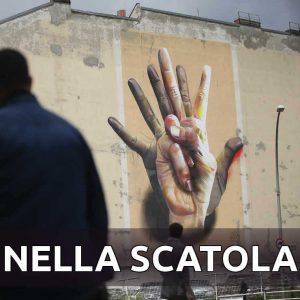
[108, 48, 243, 229]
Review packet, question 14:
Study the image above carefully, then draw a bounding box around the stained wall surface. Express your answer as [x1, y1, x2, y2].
[0, 3, 299, 231]
[237, 48, 300, 228]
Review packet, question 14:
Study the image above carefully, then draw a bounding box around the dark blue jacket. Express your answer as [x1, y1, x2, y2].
[0, 91, 107, 231]
[0, 92, 110, 299]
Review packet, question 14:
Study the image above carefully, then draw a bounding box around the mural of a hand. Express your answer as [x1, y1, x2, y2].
[156, 49, 217, 228]
[108, 48, 243, 229]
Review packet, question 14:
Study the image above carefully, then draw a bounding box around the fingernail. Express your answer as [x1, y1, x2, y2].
[176, 65, 183, 72]
[203, 65, 212, 75]
[170, 126, 180, 138]
[108, 117, 120, 127]
[158, 48, 172, 71]
[188, 158, 194, 167]
[128, 79, 144, 98]
[185, 180, 193, 192]
[147, 65, 160, 82]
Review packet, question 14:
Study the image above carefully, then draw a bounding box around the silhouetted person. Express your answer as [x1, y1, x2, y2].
[240, 281, 248, 300]
[160, 223, 195, 300]
[0, 49, 109, 299]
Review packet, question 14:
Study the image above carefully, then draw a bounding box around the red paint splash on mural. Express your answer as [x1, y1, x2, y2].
[227, 146, 243, 179]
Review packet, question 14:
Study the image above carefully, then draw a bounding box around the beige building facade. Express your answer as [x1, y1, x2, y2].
[0, 1, 299, 231]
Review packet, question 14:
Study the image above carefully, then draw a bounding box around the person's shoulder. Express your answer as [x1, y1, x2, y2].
[166, 237, 184, 247]
[35, 108, 92, 161]
[0, 92, 88, 149]
[45, 109, 86, 145]
[167, 238, 186, 254]
[45, 109, 77, 131]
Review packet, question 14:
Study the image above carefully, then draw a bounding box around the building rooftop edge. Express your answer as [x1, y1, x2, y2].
[0, 1, 297, 38]
[141, 6, 294, 36]
[71, 8, 139, 22]
[141, 6, 239, 28]
[261, 27, 289, 35]
[0, 2, 52, 25]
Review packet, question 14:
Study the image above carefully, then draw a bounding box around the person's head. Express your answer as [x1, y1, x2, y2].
[169, 223, 183, 239]
[0, 48, 32, 103]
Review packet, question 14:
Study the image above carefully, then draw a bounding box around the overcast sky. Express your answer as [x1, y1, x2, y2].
[0, 0, 300, 31]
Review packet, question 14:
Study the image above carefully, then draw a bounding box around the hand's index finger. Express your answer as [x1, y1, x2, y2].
[193, 65, 211, 124]
[158, 48, 185, 120]
[176, 65, 192, 117]
[147, 64, 174, 120]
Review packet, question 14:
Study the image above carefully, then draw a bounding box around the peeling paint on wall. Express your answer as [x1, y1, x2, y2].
[282, 36, 300, 53]
[256, 141, 266, 151]
[50, 44, 63, 56]
[279, 162, 288, 170]
[83, 55, 99, 67]
[226, 27, 270, 50]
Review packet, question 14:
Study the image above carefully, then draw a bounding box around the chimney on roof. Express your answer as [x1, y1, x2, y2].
[117, 9, 126, 17]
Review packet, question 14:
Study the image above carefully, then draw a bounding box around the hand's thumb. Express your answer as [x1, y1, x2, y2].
[217, 137, 243, 190]
[207, 137, 243, 216]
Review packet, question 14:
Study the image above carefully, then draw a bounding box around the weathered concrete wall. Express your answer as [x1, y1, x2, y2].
[0, 3, 299, 230]
[237, 48, 300, 228]
[137, 9, 300, 54]
[0, 4, 133, 227]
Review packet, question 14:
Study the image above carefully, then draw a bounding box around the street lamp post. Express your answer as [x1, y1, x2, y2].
[275, 105, 285, 241]
[275, 105, 285, 292]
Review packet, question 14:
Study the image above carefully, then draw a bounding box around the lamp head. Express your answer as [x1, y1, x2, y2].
[277, 105, 285, 113]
